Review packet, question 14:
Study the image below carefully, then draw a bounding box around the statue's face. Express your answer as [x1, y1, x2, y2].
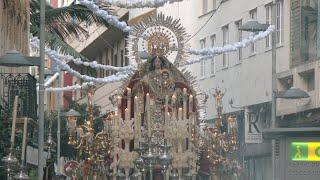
[154, 58, 161, 69]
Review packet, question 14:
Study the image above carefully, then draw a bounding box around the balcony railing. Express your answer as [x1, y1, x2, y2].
[0, 73, 37, 119]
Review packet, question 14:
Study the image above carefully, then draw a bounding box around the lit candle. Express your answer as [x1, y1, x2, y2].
[178, 108, 182, 121]
[21, 118, 28, 162]
[146, 93, 151, 137]
[189, 95, 193, 113]
[167, 112, 170, 127]
[10, 96, 18, 147]
[117, 96, 122, 107]
[125, 108, 129, 121]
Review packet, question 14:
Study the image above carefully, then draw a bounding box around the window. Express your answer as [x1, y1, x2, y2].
[300, 70, 315, 92]
[249, 9, 257, 54]
[202, 0, 208, 14]
[265, 4, 272, 48]
[276, 0, 283, 45]
[235, 20, 243, 62]
[213, 0, 216, 10]
[200, 39, 206, 77]
[291, 0, 318, 64]
[222, 25, 229, 68]
[210, 35, 216, 74]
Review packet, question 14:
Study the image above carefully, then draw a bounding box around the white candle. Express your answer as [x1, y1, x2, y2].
[117, 96, 122, 106]
[125, 108, 129, 121]
[134, 96, 139, 148]
[167, 112, 170, 127]
[10, 96, 18, 147]
[146, 93, 151, 137]
[172, 94, 176, 121]
[178, 108, 182, 121]
[165, 95, 168, 123]
[127, 88, 131, 117]
[183, 88, 187, 120]
[115, 110, 120, 128]
[189, 95, 193, 114]
[21, 118, 28, 162]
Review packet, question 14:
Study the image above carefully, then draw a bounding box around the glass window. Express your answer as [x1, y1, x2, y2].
[200, 39, 206, 77]
[210, 35, 216, 74]
[202, 0, 208, 14]
[276, 1, 283, 44]
[249, 9, 257, 54]
[265, 5, 272, 48]
[291, 0, 318, 65]
[235, 20, 243, 62]
[222, 25, 229, 68]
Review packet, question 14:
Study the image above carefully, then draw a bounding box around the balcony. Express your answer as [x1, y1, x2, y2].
[0, 73, 37, 120]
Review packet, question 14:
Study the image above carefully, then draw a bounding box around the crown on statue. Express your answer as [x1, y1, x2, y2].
[146, 31, 171, 57]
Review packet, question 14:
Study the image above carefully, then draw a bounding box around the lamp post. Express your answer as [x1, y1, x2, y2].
[240, 16, 276, 180]
[64, 109, 81, 145]
[38, 0, 46, 178]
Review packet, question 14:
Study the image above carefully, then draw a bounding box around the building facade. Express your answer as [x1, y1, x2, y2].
[154, 0, 320, 179]
[69, 6, 130, 114]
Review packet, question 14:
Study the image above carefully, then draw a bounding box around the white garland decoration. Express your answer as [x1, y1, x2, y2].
[79, 0, 131, 32]
[97, 0, 183, 8]
[30, 38, 129, 84]
[178, 56, 212, 67]
[187, 25, 275, 56]
[46, 82, 94, 92]
[44, 72, 60, 87]
[31, 37, 135, 72]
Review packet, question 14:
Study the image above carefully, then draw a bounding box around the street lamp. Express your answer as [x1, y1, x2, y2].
[239, 19, 269, 32]
[0, 50, 40, 67]
[277, 87, 310, 99]
[64, 109, 81, 145]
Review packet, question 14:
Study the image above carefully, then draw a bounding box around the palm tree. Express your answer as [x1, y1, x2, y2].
[1, 0, 116, 59]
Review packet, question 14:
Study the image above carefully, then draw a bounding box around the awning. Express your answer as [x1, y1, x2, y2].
[263, 127, 320, 138]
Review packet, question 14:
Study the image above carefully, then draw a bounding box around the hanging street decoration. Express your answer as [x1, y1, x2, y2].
[98, 0, 184, 8]
[45, 82, 94, 92]
[30, 37, 131, 84]
[187, 25, 275, 56]
[78, 0, 131, 32]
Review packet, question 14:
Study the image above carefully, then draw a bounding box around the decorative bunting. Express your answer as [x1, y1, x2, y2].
[79, 0, 131, 32]
[98, 0, 184, 8]
[187, 25, 275, 56]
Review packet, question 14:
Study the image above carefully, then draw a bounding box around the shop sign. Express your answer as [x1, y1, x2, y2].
[245, 109, 263, 143]
[291, 142, 320, 161]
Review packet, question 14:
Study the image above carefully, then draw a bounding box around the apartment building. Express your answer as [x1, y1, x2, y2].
[156, 0, 320, 180]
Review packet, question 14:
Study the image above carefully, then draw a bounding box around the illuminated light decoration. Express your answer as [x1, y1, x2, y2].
[291, 142, 320, 161]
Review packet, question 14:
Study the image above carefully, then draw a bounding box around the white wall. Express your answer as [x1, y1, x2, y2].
[156, 0, 291, 119]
